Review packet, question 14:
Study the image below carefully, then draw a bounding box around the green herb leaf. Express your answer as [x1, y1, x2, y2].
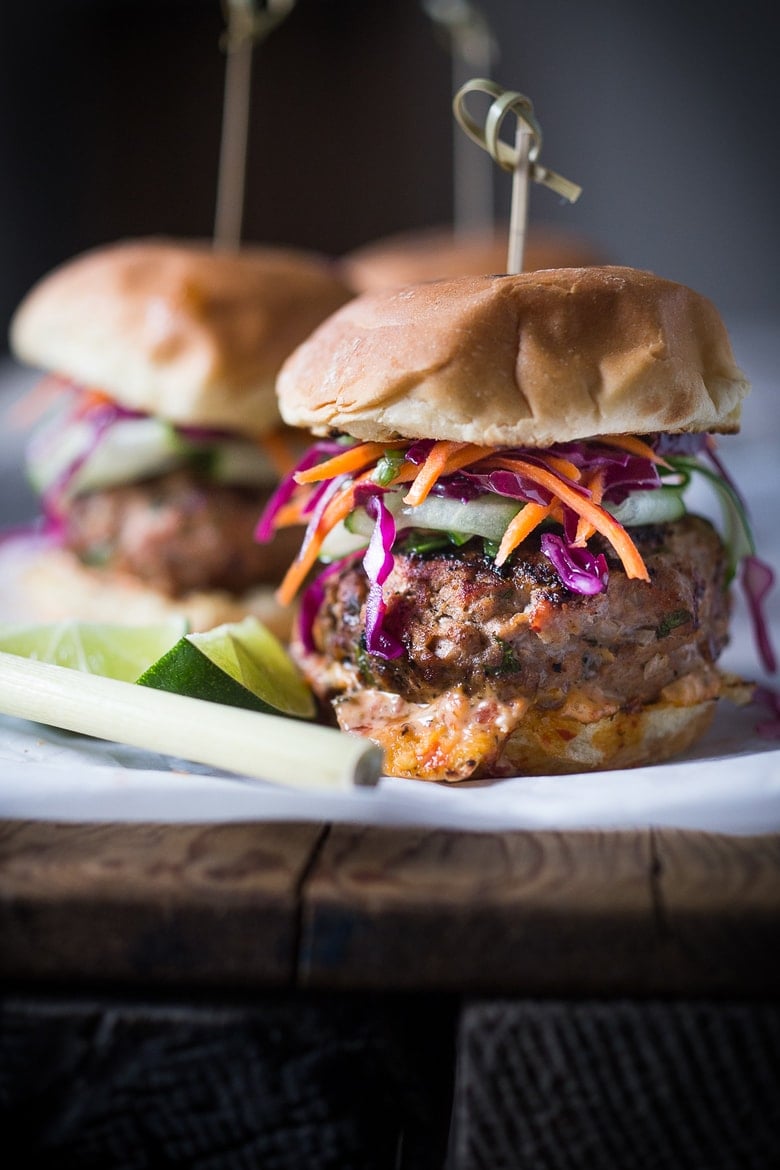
[655, 609, 692, 639]
[372, 449, 407, 486]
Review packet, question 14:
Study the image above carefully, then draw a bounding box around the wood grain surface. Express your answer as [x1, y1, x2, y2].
[0, 819, 324, 987]
[300, 827, 657, 993]
[0, 820, 778, 995]
[649, 828, 780, 992]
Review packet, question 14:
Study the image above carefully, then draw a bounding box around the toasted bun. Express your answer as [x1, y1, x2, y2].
[340, 223, 605, 294]
[497, 695, 717, 776]
[10, 238, 353, 439]
[496, 670, 754, 776]
[278, 266, 749, 446]
[0, 538, 293, 638]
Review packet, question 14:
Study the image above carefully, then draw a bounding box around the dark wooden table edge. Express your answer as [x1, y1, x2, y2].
[0, 818, 778, 997]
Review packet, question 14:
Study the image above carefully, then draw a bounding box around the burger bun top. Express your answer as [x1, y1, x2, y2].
[10, 238, 353, 439]
[277, 266, 749, 446]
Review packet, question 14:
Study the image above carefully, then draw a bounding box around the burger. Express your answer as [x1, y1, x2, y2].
[6, 238, 353, 632]
[340, 222, 604, 295]
[259, 265, 764, 781]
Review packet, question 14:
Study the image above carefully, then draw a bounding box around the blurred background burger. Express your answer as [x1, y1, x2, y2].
[4, 238, 352, 631]
[339, 223, 605, 294]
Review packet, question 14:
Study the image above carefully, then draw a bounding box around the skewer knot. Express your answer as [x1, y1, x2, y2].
[453, 78, 581, 203]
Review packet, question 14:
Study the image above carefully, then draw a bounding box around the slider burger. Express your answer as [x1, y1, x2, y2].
[259, 265, 766, 781]
[8, 238, 352, 632]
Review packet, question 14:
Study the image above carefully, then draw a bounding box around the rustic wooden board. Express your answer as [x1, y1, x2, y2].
[299, 826, 780, 995]
[299, 826, 660, 994]
[650, 829, 780, 993]
[0, 819, 324, 987]
[1, 820, 778, 995]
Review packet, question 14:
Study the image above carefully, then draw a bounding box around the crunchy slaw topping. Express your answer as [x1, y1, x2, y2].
[24, 380, 298, 521]
[257, 432, 777, 670]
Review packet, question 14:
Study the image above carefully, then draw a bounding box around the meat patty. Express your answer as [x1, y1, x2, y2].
[63, 469, 301, 596]
[303, 514, 730, 717]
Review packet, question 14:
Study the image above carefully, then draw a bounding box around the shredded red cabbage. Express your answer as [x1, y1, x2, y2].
[38, 403, 131, 518]
[741, 555, 778, 674]
[540, 533, 609, 595]
[297, 551, 363, 654]
[405, 439, 436, 465]
[298, 475, 349, 561]
[462, 468, 553, 506]
[0, 513, 64, 549]
[753, 686, 780, 740]
[429, 474, 482, 502]
[655, 432, 708, 457]
[254, 441, 345, 542]
[362, 493, 403, 659]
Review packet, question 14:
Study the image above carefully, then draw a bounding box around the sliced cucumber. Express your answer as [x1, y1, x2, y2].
[320, 483, 690, 566]
[26, 414, 94, 494]
[603, 487, 686, 526]
[346, 489, 523, 544]
[319, 520, 370, 561]
[28, 412, 279, 497]
[75, 417, 185, 493]
[28, 415, 184, 497]
[207, 439, 280, 487]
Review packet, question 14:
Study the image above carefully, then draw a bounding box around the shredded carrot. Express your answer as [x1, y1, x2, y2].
[294, 442, 391, 485]
[258, 428, 305, 477]
[574, 468, 605, 545]
[487, 456, 650, 581]
[541, 454, 581, 482]
[4, 374, 69, 428]
[272, 498, 310, 529]
[275, 483, 360, 605]
[403, 442, 492, 506]
[596, 434, 670, 468]
[495, 502, 554, 567]
[74, 388, 114, 415]
[403, 441, 468, 506]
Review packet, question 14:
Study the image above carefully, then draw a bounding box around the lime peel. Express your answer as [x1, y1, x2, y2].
[138, 616, 316, 719]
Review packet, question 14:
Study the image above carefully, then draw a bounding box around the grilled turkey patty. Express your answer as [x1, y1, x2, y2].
[304, 515, 730, 714]
[64, 469, 301, 597]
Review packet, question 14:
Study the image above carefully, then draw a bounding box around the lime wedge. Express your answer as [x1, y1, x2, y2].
[137, 616, 316, 720]
[0, 618, 187, 683]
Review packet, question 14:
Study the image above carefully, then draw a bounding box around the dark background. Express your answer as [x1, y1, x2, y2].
[1, 0, 779, 351]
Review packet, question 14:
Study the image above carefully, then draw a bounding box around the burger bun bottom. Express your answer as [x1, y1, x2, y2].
[0, 537, 293, 638]
[498, 696, 719, 776]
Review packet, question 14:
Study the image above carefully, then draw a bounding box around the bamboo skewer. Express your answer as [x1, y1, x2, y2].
[452, 78, 582, 273]
[423, 0, 499, 236]
[213, 0, 297, 249]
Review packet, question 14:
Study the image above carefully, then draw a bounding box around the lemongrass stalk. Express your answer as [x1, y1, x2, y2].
[0, 651, 383, 792]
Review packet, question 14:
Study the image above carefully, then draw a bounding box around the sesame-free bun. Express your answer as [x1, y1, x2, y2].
[498, 693, 717, 776]
[340, 223, 605, 294]
[277, 266, 749, 447]
[10, 238, 353, 439]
